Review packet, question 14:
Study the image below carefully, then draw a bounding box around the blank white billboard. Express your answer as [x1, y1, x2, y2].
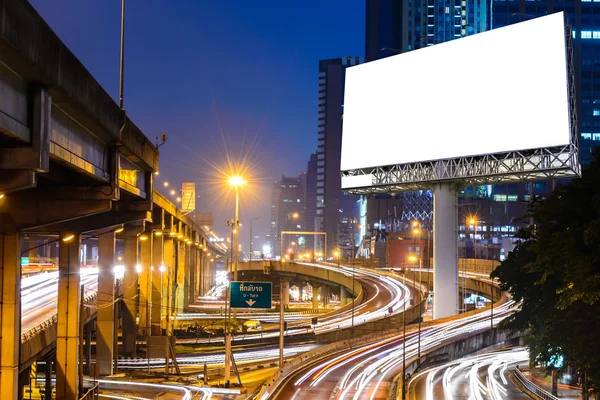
[341, 12, 571, 173]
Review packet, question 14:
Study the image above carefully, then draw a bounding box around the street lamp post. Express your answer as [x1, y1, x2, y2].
[249, 217, 262, 261]
[225, 175, 246, 387]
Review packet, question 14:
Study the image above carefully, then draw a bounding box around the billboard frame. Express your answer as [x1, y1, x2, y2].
[341, 22, 580, 195]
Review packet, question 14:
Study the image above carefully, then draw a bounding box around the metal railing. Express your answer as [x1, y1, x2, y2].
[79, 383, 99, 400]
[514, 368, 560, 400]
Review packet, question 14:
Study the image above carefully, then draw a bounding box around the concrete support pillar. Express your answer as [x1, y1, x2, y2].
[45, 360, 53, 400]
[0, 231, 21, 398]
[298, 284, 304, 301]
[96, 231, 115, 376]
[321, 286, 329, 308]
[56, 233, 81, 400]
[24, 237, 38, 261]
[311, 282, 321, 311]
[151, 235, 163, 335]
[193, 246, 200, 301]
[187, 244, 195, 307]
[432, 183, 458, 319]
[138, 235, 153, 337]
[281, 279, 290, 308]
[83, 324, 92, 376]
[122, 235, 138, 356]
[176, 240, 186, 314]
[162, 238, 174, 335]
[201, 249, 208, 295]
[340, 286, 351, 305]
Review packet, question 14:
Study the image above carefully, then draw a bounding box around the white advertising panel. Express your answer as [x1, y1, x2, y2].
[341, 12, 571, 175]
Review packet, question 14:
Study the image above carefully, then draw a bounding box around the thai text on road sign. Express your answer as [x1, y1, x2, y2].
[230, 281, 272, 308]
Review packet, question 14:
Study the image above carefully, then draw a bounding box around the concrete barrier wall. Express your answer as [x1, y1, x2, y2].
[240, 261, 363, 297]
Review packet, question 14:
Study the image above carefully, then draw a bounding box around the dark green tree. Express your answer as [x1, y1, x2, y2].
[491, 149, 600, 395]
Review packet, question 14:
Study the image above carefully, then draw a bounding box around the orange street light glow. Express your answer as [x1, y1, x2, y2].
[228, 176, 247, 187]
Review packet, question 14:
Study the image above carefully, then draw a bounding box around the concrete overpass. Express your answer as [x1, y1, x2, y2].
[0, 1, 222, 398]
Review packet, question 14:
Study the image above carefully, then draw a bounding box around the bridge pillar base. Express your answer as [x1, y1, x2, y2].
[160, 237, 174, 335]
[139, 233, 153, 337]
[176, 240, 186, 316]
[310, 282, 322, 311]
[122, 234, 139, 357]
[97, 231, 115, 376]
[340, 286, 351, 305]
[321, 285, 329, 308]
[281, 279, 290, 308]
[151, 234, 164, 336]
[0, 230, 20, 399]
[432, 183, 459, 319]
[56, 232, 81, 400]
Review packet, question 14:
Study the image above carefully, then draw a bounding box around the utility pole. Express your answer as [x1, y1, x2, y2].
[119, 0, 126, 109]
[279, 277, 285, 368]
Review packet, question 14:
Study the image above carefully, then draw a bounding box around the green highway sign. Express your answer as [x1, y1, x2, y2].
[230, 281, 272, 309]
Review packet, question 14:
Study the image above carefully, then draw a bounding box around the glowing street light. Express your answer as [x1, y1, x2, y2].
[135, 264, 143, 274]
[176, 197, 181, 203]
[62, 234, 75, 243]
[163, 181, 169, 187]
[228, 176, 247, 187]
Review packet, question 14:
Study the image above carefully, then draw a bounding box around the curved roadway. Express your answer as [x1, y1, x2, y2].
[408, 347, 530, 399]
[273, 301, 518, 400]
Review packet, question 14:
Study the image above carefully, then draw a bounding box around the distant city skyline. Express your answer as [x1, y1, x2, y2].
[28, 0, 364, 247]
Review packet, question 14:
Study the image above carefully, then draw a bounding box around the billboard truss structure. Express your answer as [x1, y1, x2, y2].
[342, 24, 580, 195]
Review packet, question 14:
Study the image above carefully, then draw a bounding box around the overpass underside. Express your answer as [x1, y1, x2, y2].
[0, 1, 220, 398]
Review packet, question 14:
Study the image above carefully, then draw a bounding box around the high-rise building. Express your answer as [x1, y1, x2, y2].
[269, 181, 280, 257]
[271, 174, 305, 257]
[492, 1, 599, 166]
[317, 57, 364, 255]
[305, 152, 318, 251]
[365, 0, 490, 61]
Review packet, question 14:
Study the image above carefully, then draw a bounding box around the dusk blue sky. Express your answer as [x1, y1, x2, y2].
[29, 0, 364, 248]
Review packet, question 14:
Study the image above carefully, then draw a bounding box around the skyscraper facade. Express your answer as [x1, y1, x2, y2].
[274, 174, 305, 257]
[365, 0, 490, 60]
[317, 57, 364, 255]
[492, 0, 600, 166]
[305, 152, 318, 251]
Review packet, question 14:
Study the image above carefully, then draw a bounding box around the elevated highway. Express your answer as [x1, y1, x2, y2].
[256, 262, 510, 399]
[0, 1, 221, 397]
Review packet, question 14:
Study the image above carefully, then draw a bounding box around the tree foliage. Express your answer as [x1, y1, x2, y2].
[491, 149, 600, 392]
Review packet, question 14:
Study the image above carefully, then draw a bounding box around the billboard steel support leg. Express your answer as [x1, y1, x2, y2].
[432, 183, 458, 319]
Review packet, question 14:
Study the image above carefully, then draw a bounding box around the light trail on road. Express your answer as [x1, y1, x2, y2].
[408, 347, 530, 399]
[117, 343, 318, 369]
[21, 269, 98, 334]
[273, 300, 518, 400]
